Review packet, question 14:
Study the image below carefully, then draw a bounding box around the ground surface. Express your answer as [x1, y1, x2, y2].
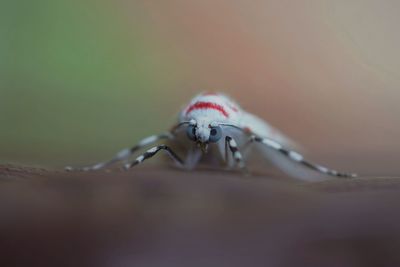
[1, 164, 400, 267]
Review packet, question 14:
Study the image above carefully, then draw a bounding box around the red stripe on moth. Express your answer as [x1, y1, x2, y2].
[186, 102, 230, 118]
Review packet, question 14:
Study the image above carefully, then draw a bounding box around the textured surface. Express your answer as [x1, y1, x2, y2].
[1, 165, 400, 267]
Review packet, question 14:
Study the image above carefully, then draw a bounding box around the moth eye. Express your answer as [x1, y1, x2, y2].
[209, 126, 222, 143]
[186, 125, 197, 141]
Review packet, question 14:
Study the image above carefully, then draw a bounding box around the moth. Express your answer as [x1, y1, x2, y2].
[66, 92, 356, 181]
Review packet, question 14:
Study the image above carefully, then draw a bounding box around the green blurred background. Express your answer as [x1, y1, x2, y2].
[1, 0, 400, 175]
[0, 0, 191, 166]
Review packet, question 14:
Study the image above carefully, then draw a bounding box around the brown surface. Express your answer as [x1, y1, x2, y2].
[1, 165, 400, 267]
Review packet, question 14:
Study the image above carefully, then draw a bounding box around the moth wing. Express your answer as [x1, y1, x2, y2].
[239, 112, 299, 149]
[240, 112, 331, 181]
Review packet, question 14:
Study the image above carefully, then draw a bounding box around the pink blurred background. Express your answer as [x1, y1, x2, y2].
[134, 0, 400, 175]
[2, 0, 399, 176]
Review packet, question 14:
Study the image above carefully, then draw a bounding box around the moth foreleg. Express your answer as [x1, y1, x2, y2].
[124, 145, 184, 170]
[225, 136, 247, 173]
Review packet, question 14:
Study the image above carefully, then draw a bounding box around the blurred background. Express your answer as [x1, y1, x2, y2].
[1, 0, 399, 176]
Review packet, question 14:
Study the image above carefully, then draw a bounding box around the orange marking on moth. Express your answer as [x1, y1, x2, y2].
[243, 127, 252, 133]
[228, 104, 239, 112]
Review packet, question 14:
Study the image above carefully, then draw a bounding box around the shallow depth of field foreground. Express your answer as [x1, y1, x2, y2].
[1, 1, 400, 266]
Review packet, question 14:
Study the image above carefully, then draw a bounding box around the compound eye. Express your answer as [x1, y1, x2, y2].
[209, 126, 222, 143]
[186, 125, 197, 141]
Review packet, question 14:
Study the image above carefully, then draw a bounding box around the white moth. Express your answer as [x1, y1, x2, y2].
[66, 92, 356, 180]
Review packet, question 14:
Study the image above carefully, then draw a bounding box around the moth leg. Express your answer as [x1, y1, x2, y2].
[225, 136, 248, 173]
[65, 132, 174, 171]
[248, 135, 357, 178]
[224, 137, 230, 167]
[124, 145, 184, 170]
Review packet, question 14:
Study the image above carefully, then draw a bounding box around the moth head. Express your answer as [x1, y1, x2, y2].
[186, 119, 223, 152]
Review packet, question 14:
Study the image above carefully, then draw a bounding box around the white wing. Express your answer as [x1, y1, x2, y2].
[239, 112, 298, 149]
[238, 112, 334, 181]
